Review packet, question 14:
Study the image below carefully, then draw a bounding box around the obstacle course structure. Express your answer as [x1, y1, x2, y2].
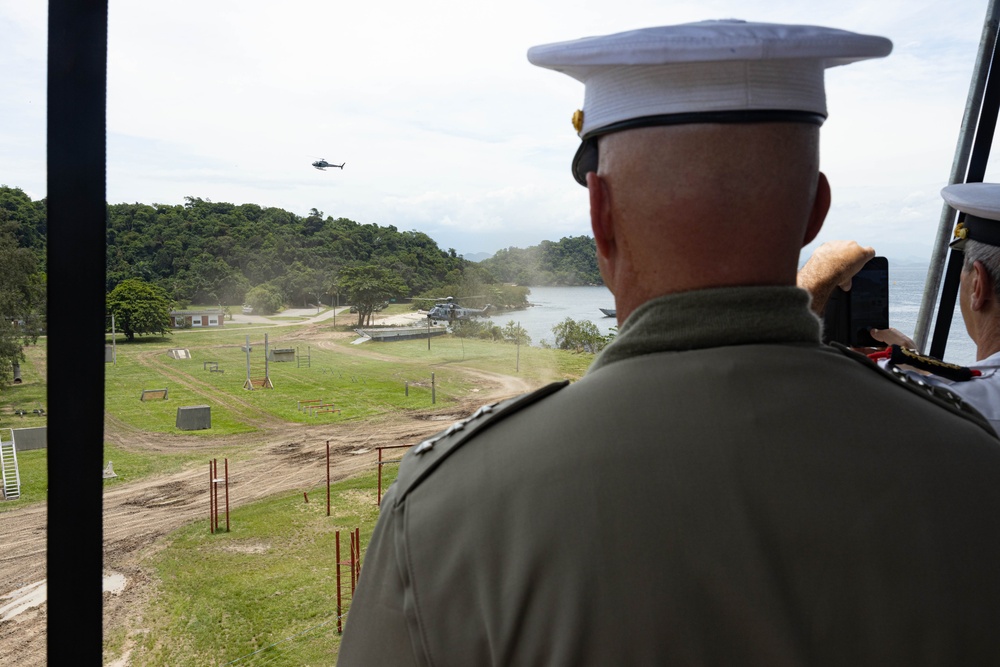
[242, 334, 274, 390]
[1, 430, 20, 500]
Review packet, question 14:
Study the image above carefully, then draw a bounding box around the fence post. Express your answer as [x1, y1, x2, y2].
[431, 373, 436, 404]
[224, 458, 230, 533]
[336, 531, 343, 634]
[209, 460, 214, 534]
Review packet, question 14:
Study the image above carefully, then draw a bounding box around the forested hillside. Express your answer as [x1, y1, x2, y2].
[1, 185, 603, 350]
[479, 236, 602, 286]
[104, 196, 488, 306]
[0, 186, 48, 386]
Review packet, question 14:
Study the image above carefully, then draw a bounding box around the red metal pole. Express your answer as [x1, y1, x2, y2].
[350, 530, 357, 595]
[209, 460, 214, 534]
[326, 440, 331, 517]
[224, 458, 230, 533]
[214, 459, 220, 533]
[336, 530, 343, 634]
[355, 527, 361, 586]
[377, 447, 383, 506]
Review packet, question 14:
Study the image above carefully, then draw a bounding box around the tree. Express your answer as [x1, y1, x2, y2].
[0, 228, 45, 385]
[339, 265, 406, 326]
[551, 317, 610, 354]
[106, 278, 172, 341]
[244, 283, 284, 315]
[501, 320, 531, 345]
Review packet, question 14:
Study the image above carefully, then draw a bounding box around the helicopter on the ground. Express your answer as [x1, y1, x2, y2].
[312, 159, 345, 171]
[425, 296, 492, 323]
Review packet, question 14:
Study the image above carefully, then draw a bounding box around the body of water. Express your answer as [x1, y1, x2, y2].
[485, 285, 617, 348]
[482, 269, 978, 367]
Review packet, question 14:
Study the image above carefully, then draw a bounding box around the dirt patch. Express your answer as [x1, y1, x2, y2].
[218, 540, 271, 555]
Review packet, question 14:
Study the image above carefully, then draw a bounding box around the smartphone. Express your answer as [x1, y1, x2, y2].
[821, 256, 889, 347]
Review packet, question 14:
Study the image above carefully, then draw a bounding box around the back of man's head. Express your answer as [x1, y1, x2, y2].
[597, 122, 822, 283]
[529, 20, 890, 312]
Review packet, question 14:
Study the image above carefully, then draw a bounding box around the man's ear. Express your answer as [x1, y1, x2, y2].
[972, 260, 993, 311]
[588, 172, 616, 283]
[802, 172, 831, 247]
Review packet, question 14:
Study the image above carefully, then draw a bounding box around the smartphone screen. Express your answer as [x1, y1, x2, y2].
[821, 256, 889, 347]
[849, 257, 889, 347]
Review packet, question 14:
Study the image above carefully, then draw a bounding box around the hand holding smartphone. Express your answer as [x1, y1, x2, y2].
[821, 256, 889, 347]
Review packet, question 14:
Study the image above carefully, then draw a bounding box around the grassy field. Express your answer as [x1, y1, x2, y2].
[103, 325, 483, 436]
[0, 340, 48, 430]
[116, 468, 398, 666]
[3, 315, 598, 664]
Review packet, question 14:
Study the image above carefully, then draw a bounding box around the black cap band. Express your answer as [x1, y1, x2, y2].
[951, 213, 1000, 250]
[571, 109, 827, 186]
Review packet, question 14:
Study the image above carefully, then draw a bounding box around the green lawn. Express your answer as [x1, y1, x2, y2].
[123, 469, 396, 667]
[103, 327, 476, 435]
[1, 321, 597, 664]
[0, 448, 46, 510]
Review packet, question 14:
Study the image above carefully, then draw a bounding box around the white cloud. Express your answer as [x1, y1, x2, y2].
[2, 0, 997, 257]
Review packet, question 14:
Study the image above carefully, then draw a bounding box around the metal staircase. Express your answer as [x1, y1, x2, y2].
[1, 430, 20, 500]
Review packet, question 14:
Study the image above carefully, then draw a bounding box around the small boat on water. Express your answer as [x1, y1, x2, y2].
[600, 308, 616, 318]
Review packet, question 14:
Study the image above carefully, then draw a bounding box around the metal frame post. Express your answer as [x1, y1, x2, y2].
[47, 1, 107, 660]
[336, 531, 343, 634]
[916, 0, 1000, 355]
[209, 459, 216, 534]
[224, 458, 230, 533]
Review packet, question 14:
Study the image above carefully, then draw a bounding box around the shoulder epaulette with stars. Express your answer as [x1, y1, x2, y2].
[392, 380, 570, 506]
[868, 344, 981, 382]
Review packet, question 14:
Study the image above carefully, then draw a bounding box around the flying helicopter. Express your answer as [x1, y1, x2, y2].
[312, 159, 345, 171]
[424, 296, 492, 323]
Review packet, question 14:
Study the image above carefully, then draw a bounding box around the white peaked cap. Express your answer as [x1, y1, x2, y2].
[943, 183, 1000, 221]
[528, 20, 892, 185]
[943, 183, 1000, 249]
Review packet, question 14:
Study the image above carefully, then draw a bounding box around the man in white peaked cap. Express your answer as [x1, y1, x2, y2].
[800, 182, 1000, 432]
[338, 21, 1000, 666]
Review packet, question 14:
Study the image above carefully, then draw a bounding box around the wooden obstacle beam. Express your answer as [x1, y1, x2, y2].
[140, 388, 168, 401]
[297, 398, 324, 411]
[307, 402, 339, 416]
[243, 377, 273, 390]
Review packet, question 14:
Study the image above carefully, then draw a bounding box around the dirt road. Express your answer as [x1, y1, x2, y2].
[0, 319, 537, 667]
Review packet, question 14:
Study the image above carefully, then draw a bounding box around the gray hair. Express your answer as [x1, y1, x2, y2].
[962, 239, 1000, 298]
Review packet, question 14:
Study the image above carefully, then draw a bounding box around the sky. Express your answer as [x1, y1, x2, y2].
[2, 0, 999, 262]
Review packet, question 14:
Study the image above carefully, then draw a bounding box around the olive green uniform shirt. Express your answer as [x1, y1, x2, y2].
[338, 287, 1000, 666]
